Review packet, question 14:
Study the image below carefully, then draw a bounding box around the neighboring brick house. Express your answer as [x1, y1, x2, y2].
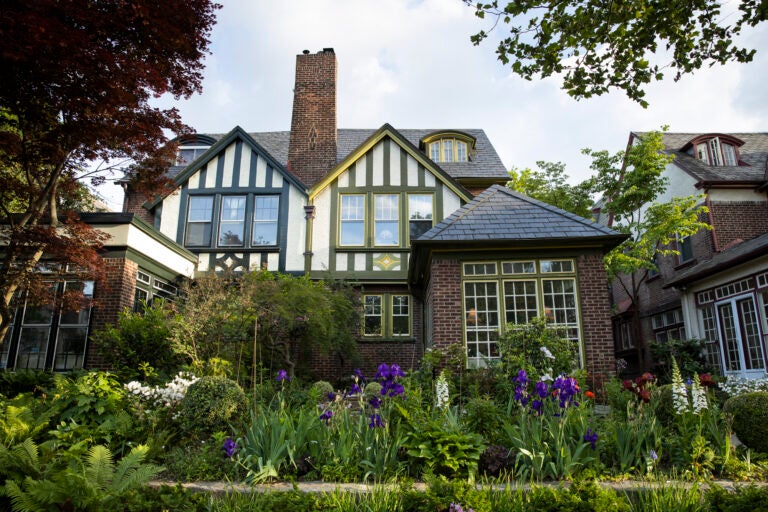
[1, 214, 196, 371]
[607, 132, 768, 378]
[107, 48, 625, 380]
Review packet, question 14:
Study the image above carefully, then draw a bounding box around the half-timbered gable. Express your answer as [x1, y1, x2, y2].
[306, 124, 472, 280]
[150, 126, 308, 274]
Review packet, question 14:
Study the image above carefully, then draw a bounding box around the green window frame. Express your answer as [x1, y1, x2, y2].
[362, 293, 412, 339]
[408, 194, 433, 242]
[340, 194, 366, 246]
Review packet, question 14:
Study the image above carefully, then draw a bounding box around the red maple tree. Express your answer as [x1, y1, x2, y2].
[0, 0, 220, 340]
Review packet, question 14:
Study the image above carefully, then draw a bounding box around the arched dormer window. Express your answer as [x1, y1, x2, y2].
[420, 131, 476, 163]
[175, 134, 216, 166]
[683, 134, 744, 167]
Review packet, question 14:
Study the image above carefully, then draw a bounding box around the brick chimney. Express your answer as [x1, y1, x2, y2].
[287, 48, 338, 186]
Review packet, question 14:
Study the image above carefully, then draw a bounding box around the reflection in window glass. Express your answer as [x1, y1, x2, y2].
[364, 295, 382, 336]
[408, 194, 433, 242]
[392, 296, 410, 336]
[186, 196, 213, 246]
[219, 196, 246, 246]
[340, 195, 365, 246]
[253, 196, 279, 245]
[375, 195, 399, 246]
[457, 141, 468, 162]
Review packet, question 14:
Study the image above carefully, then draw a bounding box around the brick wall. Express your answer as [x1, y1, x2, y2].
[426, 256, 464, 355]
[305, 283, 424, 382]
[121, 188, 154, 225]
[287, 48, 337, 187]
[86, 258, 137, 369]
[710, 201, 768, 249]
[577, 252, 616, 382]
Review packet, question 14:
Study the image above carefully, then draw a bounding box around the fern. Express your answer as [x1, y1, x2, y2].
[85, 445, 115, 491]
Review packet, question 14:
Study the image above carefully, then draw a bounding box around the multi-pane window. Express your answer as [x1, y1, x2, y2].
[428, 138, 470, 162]
[362, 294, 412, 338]
[698, 304, 722, 370]
[219, 196, 246, 246]
[708, 139, 722, 166]
[185, 196, 214, 246]
[374, 194, 399, 246]
[464, 281, 500, 364]
[678, 235, 693, 263]
[252, 196, 279, 246]
[176, 146, 208, 166]
[618, 321, 633, 351]
[54, 281, 93, 370]
[695, 137, 739, 167]
[134, 270, 178, 312]
[463, 259, 581, 367]
[722, 143, 737, 166]
[392, 295, 410, 336]
[340, 195, 365, 246]
[408, 194, 433, 241]
[651, 309, 685, 343]
[503, 281, 538, 324]
[10, 281, 92, 371]
[364, 295, 383, 336]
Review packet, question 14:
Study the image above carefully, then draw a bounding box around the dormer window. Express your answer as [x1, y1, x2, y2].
[688, 135, 742, 166]
[176, 146, 209, 166]
[421, 131, 476, 163]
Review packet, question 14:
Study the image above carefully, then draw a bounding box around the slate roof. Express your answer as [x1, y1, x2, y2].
[634, 132, 768, 185]
[664, 232, 768, 288]
[190, 128, 508, 184]
[416, 185, 625, 244]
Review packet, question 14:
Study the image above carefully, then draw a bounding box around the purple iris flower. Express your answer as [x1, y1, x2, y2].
[276, 369, 289, 381]
[368, 396, 382, 409]
[347, 383, 362, 396]
[531, 399, 543, 413]
[583, 428, 598, 450]
[353, 368, 366, 380]
[390, 364, 406, 378]
[515, 369, 529, 385]
[382, 381, 405, 398]
[368, 413, 384, 429]
[650, 449, 658, 461]
[375, 363, 391, 380]
[319, 409, 333, 424]
[222, 437, 237, 458]
[327, 391, 337, 401]
[535, 381, 549, 398]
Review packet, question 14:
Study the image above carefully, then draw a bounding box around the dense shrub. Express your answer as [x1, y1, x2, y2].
[0, 370, 55, 398]
[363, 381, 383, 399]
[651, 384, 675, 426]
[92, 304, 183, 381]
[724, 392, 768, 453]
[178, 376, 248, 436]
[309, 380, 334, 399]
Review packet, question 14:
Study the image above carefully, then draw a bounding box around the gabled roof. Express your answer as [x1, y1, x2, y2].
[415, 185, 625, 245]
[634, 132, 768, 186]
[148, 126, 306, 209]
[664, 232, 768, 288]
[308, 123, 473, 202]
[191, 127, 509, 185]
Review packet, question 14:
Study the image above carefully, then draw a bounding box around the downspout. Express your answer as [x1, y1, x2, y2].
[303, 204, 315, 274]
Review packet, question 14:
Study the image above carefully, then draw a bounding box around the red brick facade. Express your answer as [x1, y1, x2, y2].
[86, 258, 137, 369]
[287, 49, 338, 187]
[121, 186, 154, 225]
[710, 201, 768, 249]
[576, 252, 616, 381]
[426, 256, 464, 353]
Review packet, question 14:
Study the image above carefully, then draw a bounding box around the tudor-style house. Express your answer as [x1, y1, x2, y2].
[116, 48, 624, 382]
[607, 132, 768, 379]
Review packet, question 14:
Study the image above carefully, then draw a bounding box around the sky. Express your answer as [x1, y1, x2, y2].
[105, 0, 768, 209]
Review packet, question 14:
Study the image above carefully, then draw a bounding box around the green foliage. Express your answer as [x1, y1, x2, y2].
[462, 395, 505, 445]
[363, 381, 383, 399]
[403, 409, 485, 479]
[162, 433, 242, 482]
[508, 161, 594, 217]
[308, 380, 334, 401]
[178, 376, 247, 436]
[172, 271, 359, 385]
[92, 304, 183, 382]
[1, 441, 162, 512]
[495, 317, 576, 384]
[707, 485, 768, 512]
[0, 370, 55, 398]
[603, 401, 661, 474]
[0, 397, 53, 446]
[467, 0, 763, 107]
[724, 392, 768, 453]
[629, 480, 704, 512]
[651, 338, 714, 384]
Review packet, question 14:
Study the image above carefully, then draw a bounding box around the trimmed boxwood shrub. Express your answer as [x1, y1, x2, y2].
[724, 391, 768, 453]
[309, 380, 334, 400]
[178, 376, 247, 435]
[363, 381, 382, 399]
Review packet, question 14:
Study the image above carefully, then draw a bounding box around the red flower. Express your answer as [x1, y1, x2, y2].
[699, 373, 715, 387]
[638, 389, 651, 404]
[585, 391, 595, 399]
[622, 379, 634, 391]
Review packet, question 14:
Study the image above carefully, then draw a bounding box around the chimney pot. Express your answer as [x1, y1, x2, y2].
[302, 49, 309, 54]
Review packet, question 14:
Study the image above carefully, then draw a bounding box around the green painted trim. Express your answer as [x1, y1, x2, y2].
[176, 187, 189, 245]
[308, 125, 472, 203]
[232, 140, 243, 188]
[383, 140, 390, 187]
[215, 147, 225, 188]
[400, 149, 408, 191]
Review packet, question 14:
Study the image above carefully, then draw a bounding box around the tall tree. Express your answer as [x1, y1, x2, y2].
[0, 0, 220, 340]
[465, 0, 766, 106]
[586, 130, 711, 369]
[507, 160, 594, 217]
